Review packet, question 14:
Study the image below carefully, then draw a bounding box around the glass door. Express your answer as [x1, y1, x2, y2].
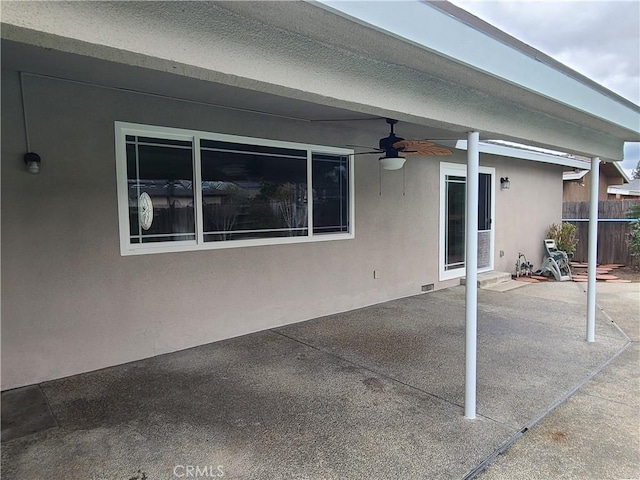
[440, 164, 495, 280]
[477, 172, 492, 270]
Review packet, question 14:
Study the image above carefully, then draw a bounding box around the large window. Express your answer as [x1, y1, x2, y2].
[116, 123, 354, 255]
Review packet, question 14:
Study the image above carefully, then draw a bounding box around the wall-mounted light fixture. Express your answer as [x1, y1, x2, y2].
[379, 155, 406, 171]
[500, 177, 511, 190]
[23, 152, 41, 174]
[20, 72, 42, 175]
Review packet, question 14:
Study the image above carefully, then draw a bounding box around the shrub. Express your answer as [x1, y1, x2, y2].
[547, 222, 578, 256]
[627, 220, 640, 270]
[626, 203, 640, 220]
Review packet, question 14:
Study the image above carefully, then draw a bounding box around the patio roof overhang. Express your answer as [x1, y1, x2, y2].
[1, 0, 638, 162]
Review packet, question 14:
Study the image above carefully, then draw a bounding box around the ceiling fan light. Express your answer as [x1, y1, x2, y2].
[379, 156, 406, 170]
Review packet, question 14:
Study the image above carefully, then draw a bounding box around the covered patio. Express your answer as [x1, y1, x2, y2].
[2, 5, 640, 473]
[2, 282, 633, 479]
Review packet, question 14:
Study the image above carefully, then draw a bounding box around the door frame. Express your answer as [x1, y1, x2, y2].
[439, 162, 496, 281]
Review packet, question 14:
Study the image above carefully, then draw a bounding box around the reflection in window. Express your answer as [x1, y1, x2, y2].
[312, 154, 349, 234]
[200, 141, 308, 241]
[126, 137, 195, 244]
[445, 175, 466, 271]
[478, 173, 492, 231]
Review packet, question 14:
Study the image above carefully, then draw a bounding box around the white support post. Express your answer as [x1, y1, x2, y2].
[465, 131, 480, 419]
[586, 156, 600, 342]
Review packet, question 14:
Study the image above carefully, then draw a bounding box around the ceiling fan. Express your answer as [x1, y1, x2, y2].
[351, 118, 453, 170]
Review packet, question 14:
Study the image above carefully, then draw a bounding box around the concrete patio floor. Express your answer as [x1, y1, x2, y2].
[1, 282, 637, 479]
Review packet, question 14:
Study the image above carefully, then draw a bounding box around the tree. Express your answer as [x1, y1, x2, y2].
[632, 160, 640, 180]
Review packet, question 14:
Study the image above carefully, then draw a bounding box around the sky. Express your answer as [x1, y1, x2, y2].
[449, 0, 640, 176]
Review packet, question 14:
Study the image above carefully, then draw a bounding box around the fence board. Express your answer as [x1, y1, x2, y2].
[563, 200, 640, 265]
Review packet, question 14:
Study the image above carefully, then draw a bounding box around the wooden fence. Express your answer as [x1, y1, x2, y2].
[563, 200, 640, 265]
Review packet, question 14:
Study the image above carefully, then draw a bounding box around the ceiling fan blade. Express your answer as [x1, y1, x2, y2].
[393, 140, 453, 156]
[403, 147, 453, 156]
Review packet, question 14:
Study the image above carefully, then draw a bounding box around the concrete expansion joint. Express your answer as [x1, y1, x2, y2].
[597, 303, 633, 343]
[576, 281, 633, 342]
[268, 328, 497, 421]
[464, 281, 633, 479]
[38, 385, 60, 431]
[464, 339, 633, 480]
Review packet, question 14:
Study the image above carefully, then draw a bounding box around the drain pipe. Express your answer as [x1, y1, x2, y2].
[465, 131, 480, 419]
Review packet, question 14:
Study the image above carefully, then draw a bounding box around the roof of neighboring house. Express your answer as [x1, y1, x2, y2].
[607, 178, 640, 196]
[563, 170, 589, 181]
[563, 161, 631, 182]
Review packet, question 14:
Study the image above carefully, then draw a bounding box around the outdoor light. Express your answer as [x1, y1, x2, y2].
[500, 177, 510, 190]
[23, 152, 41, 174]
[379, 156, 406, 171]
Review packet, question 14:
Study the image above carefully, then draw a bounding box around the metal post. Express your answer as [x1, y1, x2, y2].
[587, 156, 600, 342]
[465, 131, 480, 419]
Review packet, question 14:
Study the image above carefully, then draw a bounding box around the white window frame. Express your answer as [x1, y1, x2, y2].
[439, 162, 495, 281]
[115, 122, 355, 255]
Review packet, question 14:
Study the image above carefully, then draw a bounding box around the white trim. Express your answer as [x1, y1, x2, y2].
[612, 161, 632, 183]
[607, 186, 640, 196]
[439, 162, 495, 281]
[193, 136, 205, 245]
[317, 1, 640, 134]
[563, 170, 589, 181]
[115, 122, 354, 256]
[452, 140, 591, 170]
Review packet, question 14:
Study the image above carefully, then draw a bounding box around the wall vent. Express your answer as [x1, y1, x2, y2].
[421, 284, 434, 292]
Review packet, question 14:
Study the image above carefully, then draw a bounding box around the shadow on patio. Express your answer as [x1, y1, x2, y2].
[1, 282, 630, 479]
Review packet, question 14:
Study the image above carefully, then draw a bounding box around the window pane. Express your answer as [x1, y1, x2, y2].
[445, 175, 465, 270]
[126, 138, 195, 243]
[201, 139, 306, 159]
[132, 137, 192, 148]
[201, 148, 308, 241]
[312, 154, 350, 234]
[478, 173, 491, 231]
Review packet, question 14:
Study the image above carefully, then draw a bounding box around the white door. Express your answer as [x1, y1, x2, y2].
[439, 163, 495, 281]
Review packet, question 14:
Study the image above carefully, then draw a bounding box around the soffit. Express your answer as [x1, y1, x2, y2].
[221, 0, 640, 140]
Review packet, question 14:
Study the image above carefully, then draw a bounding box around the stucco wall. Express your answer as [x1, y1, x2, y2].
[1, 71, 562, 389]
[492, 159, 563, 272]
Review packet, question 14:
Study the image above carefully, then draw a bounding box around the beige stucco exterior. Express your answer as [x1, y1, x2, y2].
[1, 70, 563, 390]
[5, 0, 635, 392]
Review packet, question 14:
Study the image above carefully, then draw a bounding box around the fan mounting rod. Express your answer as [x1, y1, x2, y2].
[386, 118, 398, 133]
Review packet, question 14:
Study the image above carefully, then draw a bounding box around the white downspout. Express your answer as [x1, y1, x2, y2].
[465, 131, 480, 419]
[586, 156, 600, 342]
